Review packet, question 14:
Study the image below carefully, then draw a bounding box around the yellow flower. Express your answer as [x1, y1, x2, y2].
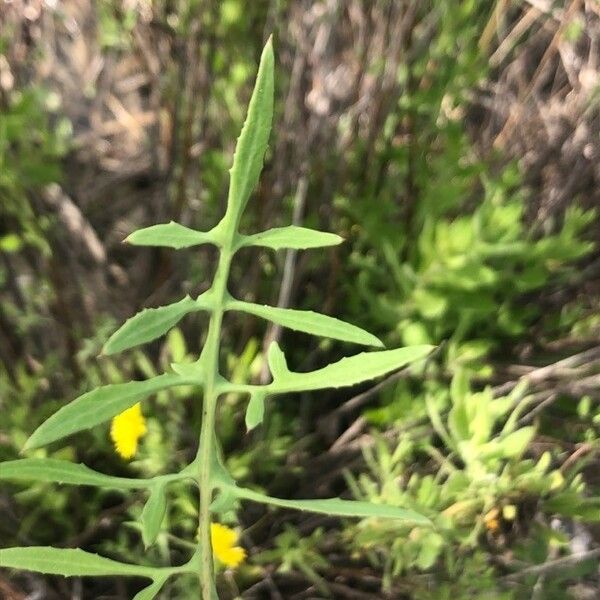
[110, 403, 147, 459]
[483, 507, 500, 533]
[211, 523, 246, 568]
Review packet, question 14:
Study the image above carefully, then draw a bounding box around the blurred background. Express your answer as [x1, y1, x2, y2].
[1, 1, 599, 598]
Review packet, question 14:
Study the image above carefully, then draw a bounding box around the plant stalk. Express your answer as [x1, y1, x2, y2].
[196, 228, 234, 599]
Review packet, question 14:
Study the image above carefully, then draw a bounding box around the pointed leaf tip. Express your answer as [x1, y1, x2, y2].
[226, 35, 275, 220]
[245, 391, 267, 431]
[263, 35, 274, 56]
[141, 485, 167, 548]
[267, 341, 289, 380]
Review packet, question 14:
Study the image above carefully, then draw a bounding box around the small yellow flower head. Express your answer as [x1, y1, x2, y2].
[211, 523, 246, 568]
[484, 507, 500, 533]
[110, 403, 147, 459]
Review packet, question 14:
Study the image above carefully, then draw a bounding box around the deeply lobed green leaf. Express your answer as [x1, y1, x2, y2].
[228, 344, 432, 396]
[278, 345, 433, 392]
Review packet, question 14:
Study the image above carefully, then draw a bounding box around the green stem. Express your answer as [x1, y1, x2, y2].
[195, 219, 236, 599]
[197, 397, 217, 593]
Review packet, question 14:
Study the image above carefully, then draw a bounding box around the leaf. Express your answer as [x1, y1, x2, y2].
[271, 345, 433, 393]
[0, 547, 154, 578]
[241, 226, 343, 250]
[171, 361, 203, 377]
[24, 374, 189, 451]
[415, 532, 445, 569]
[209, 449, 237, 489]
[226, 36, 274, 221]
[133, 579, 167, 600]
[450, 369, 469, 406]
[245, 391, 266, 431]
[230, 485, 430, 524]
[448, 373, 470, 443]
[210, 489, 239, 513]
[544, 494, 600, 521]
[0, 458, 148, 489]
[141, 485, 167, 548]
[500, 427, 535, 458]
[125, 222, 218, 249]
[267, 342, 288, 380]
[228, 300, 383, 347]
[104, 296, 207, 355]
[448, 402, 470, 444]
[427, 396, 456, 452]
[0, 233, 22, 253]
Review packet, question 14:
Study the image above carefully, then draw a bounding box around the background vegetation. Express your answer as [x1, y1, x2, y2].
[1, 1, 599, 598]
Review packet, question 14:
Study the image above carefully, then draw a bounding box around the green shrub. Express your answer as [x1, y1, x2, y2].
[346, 373, 600, 596]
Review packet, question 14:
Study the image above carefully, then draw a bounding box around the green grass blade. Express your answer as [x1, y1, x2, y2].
[227, 300, 383, 347]
[125, 222, 218, 249]
[226, 37, 274, 221]
[103, 295, 208, 355]
[241, 226, 343, 250]
[24, 374, 190, 451]
[0, 547, 155, 578]
[0, 458, 151, 489]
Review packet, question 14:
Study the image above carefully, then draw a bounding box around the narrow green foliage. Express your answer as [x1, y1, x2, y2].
[240, 226, 343, 250]
[141, 485, 168, 548]
[126, 221, 220, 249]
[2, 38, 431, 598]
[0, 458, 150, 489]
[267, 342, 288, 380]
[264, 344, 432, 392]
[499, 427, 535, 458]
[0, 547, 156, 578]
[103, 295, 209, 355]
[245, 390, 267, 430]
[24, 374, 191, 450]
[230, 484, 431, 524]
[227, 300, 383, 347]
[226, 38, 274, 222]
